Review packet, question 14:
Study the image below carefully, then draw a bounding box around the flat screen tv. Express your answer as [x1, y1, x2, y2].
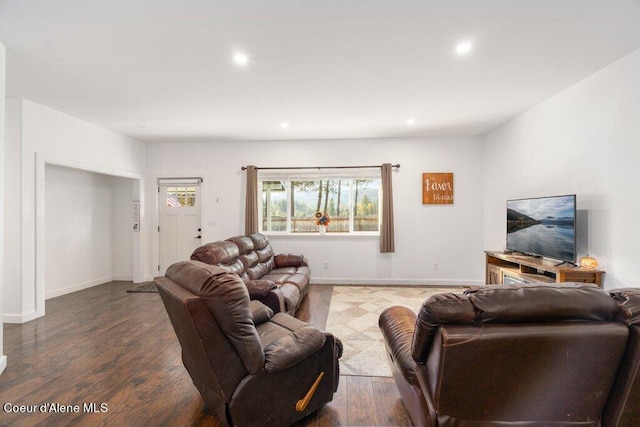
[506, 194, 576, 263]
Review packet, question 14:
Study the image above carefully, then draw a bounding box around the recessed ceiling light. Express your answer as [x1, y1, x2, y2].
[406, 118, 415, 126]
[455, 40, 473, 56]
[233, 52, 249, 66]
[280, 121, 290, 129]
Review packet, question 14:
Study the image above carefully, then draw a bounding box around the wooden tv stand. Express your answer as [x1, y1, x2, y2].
[485, 251, 604, 287]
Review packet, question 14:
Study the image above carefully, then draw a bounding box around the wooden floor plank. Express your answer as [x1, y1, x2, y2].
[0, 281, 411, 426]
[345, 376, 379, 426]
[372, 377, 413, 427]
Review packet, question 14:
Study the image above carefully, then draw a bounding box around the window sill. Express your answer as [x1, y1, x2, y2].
[263, 232, 379, 239]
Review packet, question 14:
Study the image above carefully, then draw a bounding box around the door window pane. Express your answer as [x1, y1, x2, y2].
[166, 186, 197, 208]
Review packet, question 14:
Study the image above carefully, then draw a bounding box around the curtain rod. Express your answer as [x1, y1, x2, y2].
[241, 164, 400, 171]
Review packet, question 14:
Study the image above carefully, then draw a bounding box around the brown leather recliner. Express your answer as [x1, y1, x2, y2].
[155, 260, 342, 427]
[379, 283, 640, 426]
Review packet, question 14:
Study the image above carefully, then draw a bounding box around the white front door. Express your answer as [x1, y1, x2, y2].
[158, 179, 202, 274]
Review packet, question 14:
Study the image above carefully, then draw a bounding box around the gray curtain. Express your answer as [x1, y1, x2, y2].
[245, 165, 258, 234]
[380, 163, 395, 253]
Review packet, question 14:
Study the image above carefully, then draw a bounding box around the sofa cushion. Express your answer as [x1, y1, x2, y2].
[249, 232, 271, 251]
[264, 267, 310, 287]
[227, 236, 258, 279]
[190, 241, 246, 277]
[284, 271, 311, 291]
[227, 235, 254, 254]
[246, 258, 274, 280]
[279, 284, 301, 315]
[191, 240, 238, 264]
[250, 233, 276, 263]
[239, 251, 259, 271]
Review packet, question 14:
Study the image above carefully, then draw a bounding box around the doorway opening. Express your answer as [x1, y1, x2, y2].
[35, 153, 144, 319]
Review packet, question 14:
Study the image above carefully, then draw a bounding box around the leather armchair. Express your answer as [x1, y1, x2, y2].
[379, 283, 640, 426]
[155, 260, 341, 426]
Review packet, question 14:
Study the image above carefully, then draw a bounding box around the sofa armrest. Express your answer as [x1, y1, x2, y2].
[379, 306, 418, 383]
[261, 313, 326, 373]
[246, 280, 285, 314]
[611, 287, 640, 325]
[246, 279, 277, 298]
[250, 300, 274, 325]
[412, 293, 476, 363]
[274, 253, 309, 268]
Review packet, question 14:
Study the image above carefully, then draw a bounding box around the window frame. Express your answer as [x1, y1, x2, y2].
[257, 169, 382, 236]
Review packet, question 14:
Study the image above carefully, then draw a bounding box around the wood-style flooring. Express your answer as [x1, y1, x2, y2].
[0, 282, 412, 426]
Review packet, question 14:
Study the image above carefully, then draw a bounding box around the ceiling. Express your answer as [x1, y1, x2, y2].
[1, 0, 640, 143]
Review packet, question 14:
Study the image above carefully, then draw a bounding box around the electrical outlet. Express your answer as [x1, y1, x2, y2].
[433, 263, 439, 271]
[323, 261, 329, 269]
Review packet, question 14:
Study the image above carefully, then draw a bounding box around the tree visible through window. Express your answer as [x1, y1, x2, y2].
[260, 175, 380, 234]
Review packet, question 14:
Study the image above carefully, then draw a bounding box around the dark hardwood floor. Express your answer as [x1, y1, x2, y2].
[1, 282, 412, 426]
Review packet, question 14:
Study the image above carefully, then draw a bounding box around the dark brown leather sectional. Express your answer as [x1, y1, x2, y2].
[156, 260, 342, 427]
[379, 283, 640, 426]
[191, 233, 310, 315]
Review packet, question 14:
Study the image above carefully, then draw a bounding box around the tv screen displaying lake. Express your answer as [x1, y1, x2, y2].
[506, 195, 576, 261]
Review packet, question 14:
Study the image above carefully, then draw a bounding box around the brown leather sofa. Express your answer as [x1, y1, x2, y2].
[379, 283, 640, 426]
[191, 233, 310, 315]
[156, 260, 342, 427]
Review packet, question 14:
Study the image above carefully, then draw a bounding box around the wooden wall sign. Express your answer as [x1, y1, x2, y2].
[422, 173, 454, 204]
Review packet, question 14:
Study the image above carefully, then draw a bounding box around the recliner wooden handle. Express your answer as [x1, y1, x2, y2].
[296, 371, 325, 412]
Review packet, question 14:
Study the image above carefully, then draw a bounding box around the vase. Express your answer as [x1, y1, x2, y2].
[319, 225, 326, 235]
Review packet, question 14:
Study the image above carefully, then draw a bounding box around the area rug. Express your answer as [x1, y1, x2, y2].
[126, 281, 158, 293]
[325, 286, 466, 377]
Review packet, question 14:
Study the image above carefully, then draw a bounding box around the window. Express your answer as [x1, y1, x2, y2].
[259, 172, 381, 234]
[159, 178, 202, 208]
[165, 186, 197, 207]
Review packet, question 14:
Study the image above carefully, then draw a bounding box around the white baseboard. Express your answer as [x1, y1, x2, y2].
[310, 278, 485, 286]
[112, 274, 133, 281]
[3, 310, 38, 324]
[0, 355, 7, 376]
[4, 277, 130, 323]
[45, 275, 114, 300]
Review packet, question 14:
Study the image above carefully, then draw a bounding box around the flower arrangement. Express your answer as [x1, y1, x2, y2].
[315, 211, 330, 227]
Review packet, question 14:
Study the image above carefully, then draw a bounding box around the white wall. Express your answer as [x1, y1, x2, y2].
[4, 99, 146, 323]
[146, 136, 486, 285]
[112, 176, 135, 280]
[484, 48, 640, 289]
[0, 41, 7, 374]
[44, 165, 134, 299]
[3, 99, 21, 323]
